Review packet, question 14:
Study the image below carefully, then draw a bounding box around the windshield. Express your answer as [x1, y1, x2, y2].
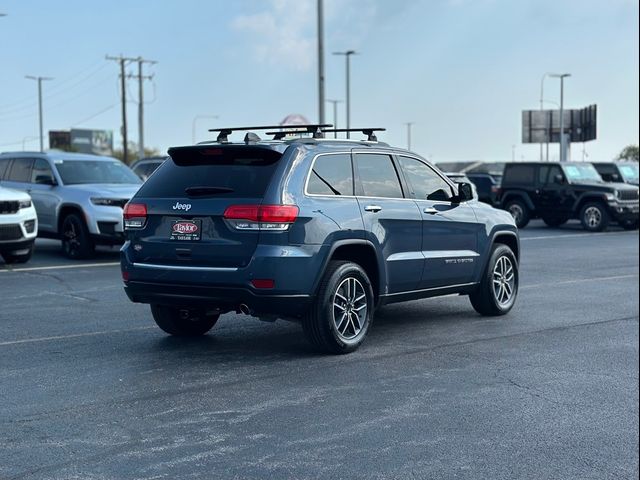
[619, 164, 639, 182]
[563, 164, 602, 183]
[55, 160, 142, 185]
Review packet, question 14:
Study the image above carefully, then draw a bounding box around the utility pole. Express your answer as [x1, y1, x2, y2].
[317, 0, 325, 125]
[25, 75, 53, 152]
[404, 122, 414, 150]
[326, 99, 342, 137]
[333, 50, 357, 138]
[127, 57, 157, 159]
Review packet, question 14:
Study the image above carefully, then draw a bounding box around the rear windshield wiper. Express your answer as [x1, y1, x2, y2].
[185, 186, 234, 197]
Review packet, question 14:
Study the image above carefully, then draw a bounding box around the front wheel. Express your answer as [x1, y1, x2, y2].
[580, 202, 610, 232]
[150, 305, 220, 336]
[61, 213, 95, 259]
[303, 261, 374, 354]
[469, 244, 519, 316]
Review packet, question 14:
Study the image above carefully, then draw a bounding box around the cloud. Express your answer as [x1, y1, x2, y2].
[232, 0, 315, 72]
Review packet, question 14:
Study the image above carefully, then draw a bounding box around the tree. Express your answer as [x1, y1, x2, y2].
[616, 144, 639, 162]
[111, 142, 162, 165]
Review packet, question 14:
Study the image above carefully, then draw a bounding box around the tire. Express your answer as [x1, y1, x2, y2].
[302, 260, 375, 354]
[542, 216, 568, 228]
[621, 219, 639, 230]
[469, 244, 518, 316]
[61, 213, 95, 259]
[505, 199, 530, 229]
[580, 202, 610, 232]
[150, 304, 220, 336]
[1, 243, 34, 264]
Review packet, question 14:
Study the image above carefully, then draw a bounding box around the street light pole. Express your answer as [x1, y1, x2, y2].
[405, 122, 414, 150]
[333, 50, 357, 138]
[326, 99, 342, 137]
[25, 75, 53, 152]
[550, 73, 571, 162]
[317, 0, 325, 125]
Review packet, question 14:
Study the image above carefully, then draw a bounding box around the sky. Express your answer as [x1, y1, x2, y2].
[0, 0, 638, 163]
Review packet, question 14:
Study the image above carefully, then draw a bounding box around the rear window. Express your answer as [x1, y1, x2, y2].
[136, 146, 282, 198]
[503, 165, 535, 184]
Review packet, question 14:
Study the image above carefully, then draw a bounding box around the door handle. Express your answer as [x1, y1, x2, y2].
[364, 205, 382, 213]
[424, 207, 439, 215]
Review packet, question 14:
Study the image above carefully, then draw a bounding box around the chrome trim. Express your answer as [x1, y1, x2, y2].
[132, 263, 238, 272]
[381, 282, 478, 297]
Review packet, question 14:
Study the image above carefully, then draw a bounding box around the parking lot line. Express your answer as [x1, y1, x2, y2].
[521, 273, 638, 290]
[0, 262, 120, 273]
[521, 231, 638, 241]
[0, 326, 155, 347]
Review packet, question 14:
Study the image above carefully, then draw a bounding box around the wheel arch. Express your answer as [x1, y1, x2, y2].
[573, 193, 609, 214]
[57, 204, 86, 233]
[502, 191, 535, 212]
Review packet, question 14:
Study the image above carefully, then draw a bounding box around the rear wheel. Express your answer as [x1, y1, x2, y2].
[150, 305, 220, 336]
[580, 202, 609, 232]
[61, 213, 95, 259]
[470, 244, 518, 316]
[303, 261, 374, 354]
[505, 199, 530, 228]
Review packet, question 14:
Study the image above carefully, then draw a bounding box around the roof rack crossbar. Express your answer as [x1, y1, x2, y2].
[321, 128, 386, 141]
[208, 124, 333, 142]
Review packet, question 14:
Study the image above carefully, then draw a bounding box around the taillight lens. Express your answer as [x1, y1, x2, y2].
[123, 202, 147, 228]
[223, 204, 299, 231]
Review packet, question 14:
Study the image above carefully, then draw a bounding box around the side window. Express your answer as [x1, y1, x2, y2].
[503, 165, 535, 184]
[548, 165, 563, 184]
[307, 153, 353, 195]
[398, 156, 452, 201]
[7, 158, 34, 182]
[31, 159, 55, 184]
[0, 158, 12, 180]
[355, 153, 404, 198]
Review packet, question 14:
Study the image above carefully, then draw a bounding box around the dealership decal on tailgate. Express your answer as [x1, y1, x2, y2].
[170, 219, 201, 241]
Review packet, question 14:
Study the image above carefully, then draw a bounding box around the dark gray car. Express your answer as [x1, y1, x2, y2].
[121, 126, 519, 354]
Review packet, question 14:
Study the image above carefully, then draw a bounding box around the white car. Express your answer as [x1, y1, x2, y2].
[0, 186, 38, 263]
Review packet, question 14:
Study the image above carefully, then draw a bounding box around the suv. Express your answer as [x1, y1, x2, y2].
[0, 151, 142, 258]
[121, 126, 520, 354]
[592, 162, 639, 186]
[0, 186, 38, 263]
[497, 162, 639, 231]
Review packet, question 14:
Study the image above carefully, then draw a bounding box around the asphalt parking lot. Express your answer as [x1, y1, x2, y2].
[1, 220, 638, 480]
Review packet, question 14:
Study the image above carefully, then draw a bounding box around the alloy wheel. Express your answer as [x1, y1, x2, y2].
[332, 277, 368, 341]
[508, 204, 523, 224]
[584, 206, 602, 229]
[492, 255, 516, 307]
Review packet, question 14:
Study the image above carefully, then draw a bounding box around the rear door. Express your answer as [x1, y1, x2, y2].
[353, 152, 423, 294]
[397, 155, 480, 289]
[128, 146, 283, 269]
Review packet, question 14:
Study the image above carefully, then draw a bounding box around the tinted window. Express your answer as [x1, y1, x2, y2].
[31, 159, 55, 184]
[0, 158, 11, 179]
[399, 156, 452, 200]
[307, 153, 353, 195]
[7, 158, 33, 182]
[136, 146, 281, 198]
[355, 154, 403, 198]
[503, 165, 535, 184]
[548, 165, 563, 184]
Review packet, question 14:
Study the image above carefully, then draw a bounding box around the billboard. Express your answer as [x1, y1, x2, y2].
[70, 129, 113, 155]
[522, 104, 597, 144]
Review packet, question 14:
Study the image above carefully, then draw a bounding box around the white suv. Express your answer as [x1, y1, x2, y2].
[0, 186, 38, 263]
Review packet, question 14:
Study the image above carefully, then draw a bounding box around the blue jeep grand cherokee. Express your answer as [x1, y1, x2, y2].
[121, 125, 519, 353]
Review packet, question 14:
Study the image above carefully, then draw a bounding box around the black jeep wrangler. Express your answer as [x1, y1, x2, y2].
[497, 162, 639, 231]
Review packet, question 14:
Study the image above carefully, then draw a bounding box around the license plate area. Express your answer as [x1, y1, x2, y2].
[170, 219, 202, 241]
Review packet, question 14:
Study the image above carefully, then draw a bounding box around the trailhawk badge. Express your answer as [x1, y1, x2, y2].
[170, 219, 201, 241]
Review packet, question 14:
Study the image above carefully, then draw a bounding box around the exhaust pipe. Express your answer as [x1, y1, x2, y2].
[238, 304, 253, 315]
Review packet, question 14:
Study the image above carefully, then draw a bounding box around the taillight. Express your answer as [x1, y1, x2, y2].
[223, 204, 299, 231]
[123, 202, 147, 228]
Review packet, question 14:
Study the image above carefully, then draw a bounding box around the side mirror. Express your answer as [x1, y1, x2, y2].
[452, 182, 474, 203]
[554, 174, 565, 184]
[35, 175, 56, 186]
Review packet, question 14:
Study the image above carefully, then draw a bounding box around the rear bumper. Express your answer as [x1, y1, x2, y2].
[123, 280, 311, 316]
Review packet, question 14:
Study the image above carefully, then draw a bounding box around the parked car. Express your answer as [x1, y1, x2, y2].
[0, 186, 38, 263]
[131, 156, 167, 181]
[592, 162, 639, 186]
[497, 162, 639, 231]
[0, 151, 142, 259]
[121, 125, 520, 354]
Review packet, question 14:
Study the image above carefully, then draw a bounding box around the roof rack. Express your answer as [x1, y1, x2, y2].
[208, 124, 332, 142]
[265, 124, 335, 140]
[321, 128, 386, 141]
